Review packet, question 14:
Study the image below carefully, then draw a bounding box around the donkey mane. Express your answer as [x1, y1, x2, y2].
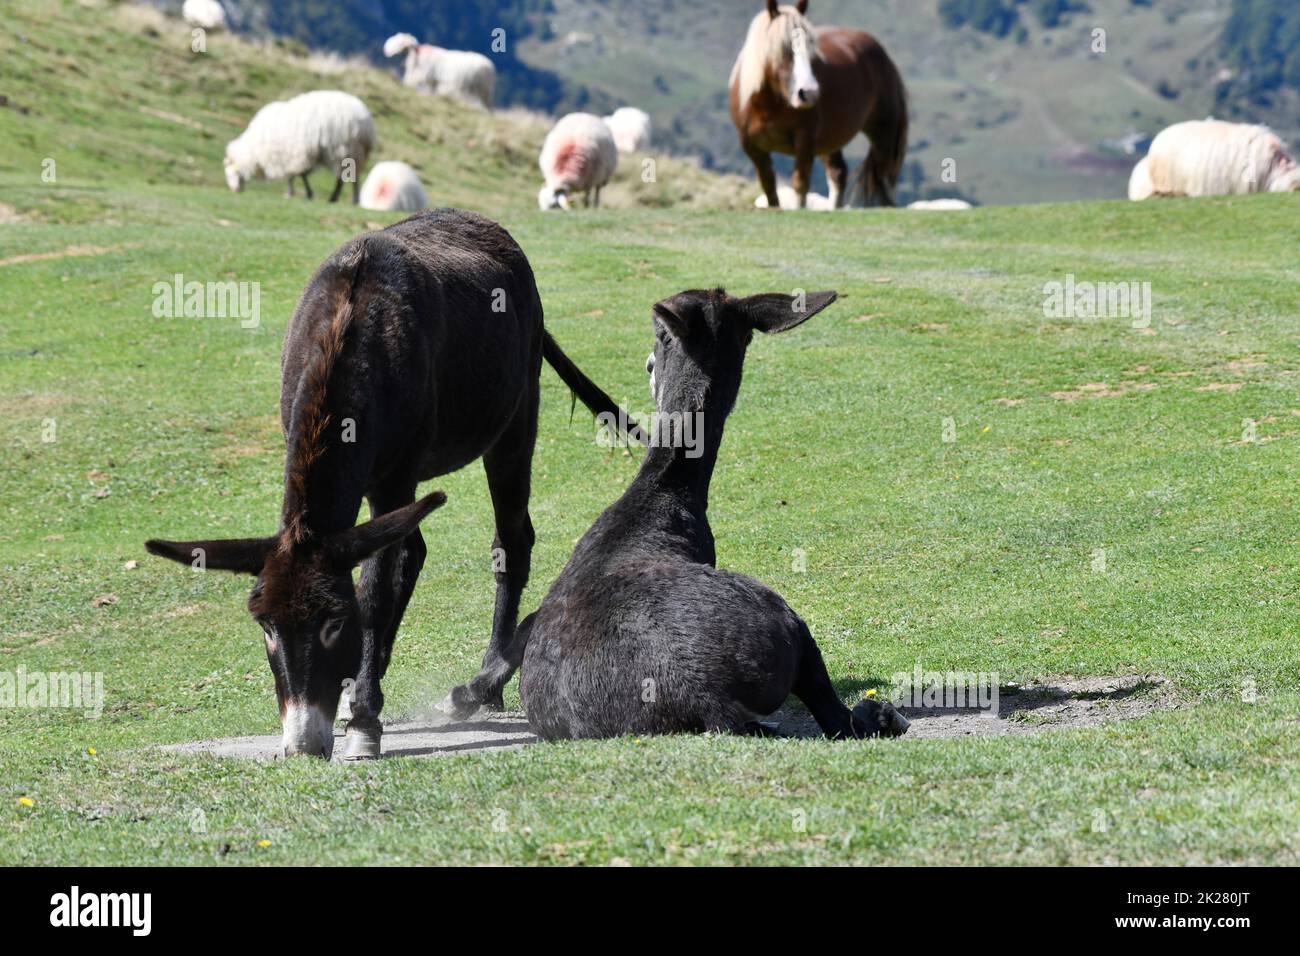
[282, 243, 368, 549]
[731, 5, 820, 109]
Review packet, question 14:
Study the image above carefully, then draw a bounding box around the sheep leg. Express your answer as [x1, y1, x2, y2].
[593, 186, 602, 208]
[301, 174, 314, 200]
[328, 173, 345, 204]
[285, 177, 294, 199]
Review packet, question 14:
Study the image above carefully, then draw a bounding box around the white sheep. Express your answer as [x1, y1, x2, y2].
[182, 0, 226, 31]
[224, 90, 376, 203]
[754, 183, 833, 210]
[1127, 157, 1155, 201]
[907, 198, 973, 210]
[383, 33, 495, 110]
[359, 161, 429, 212]
[537, 112, 618, 210]
[602, 107, 652, 154]
[1133, 119, 1300, 199]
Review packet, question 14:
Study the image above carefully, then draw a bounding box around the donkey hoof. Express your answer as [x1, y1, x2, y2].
[436, 684, 481, 721]
[342, 721, 382, 760]
[851, 698, 909, 739]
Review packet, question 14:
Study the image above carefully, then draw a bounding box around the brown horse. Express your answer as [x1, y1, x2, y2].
[729, 0, 908, 209]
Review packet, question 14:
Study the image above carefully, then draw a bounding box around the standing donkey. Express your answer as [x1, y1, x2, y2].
[504, 288, 909, 741]
[730, 1, 908, 209]
[146, 209, 637, 758]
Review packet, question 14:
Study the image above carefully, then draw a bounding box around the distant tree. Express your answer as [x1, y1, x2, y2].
[1217, 0, 1300, 107]
[1028, 0, 1091, 30]
[938, 0, 1020, 38]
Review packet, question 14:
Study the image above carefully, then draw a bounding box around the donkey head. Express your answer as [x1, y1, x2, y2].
[765, 1, 820, 109]
[145, 491, 447, 758]
[646, 288, 837, 423]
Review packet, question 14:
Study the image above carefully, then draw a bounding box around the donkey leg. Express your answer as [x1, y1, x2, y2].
[346, 485, 426, 758]
[444, 382, 539, 718]
[824, 151, 849, 209]
[744, 143, 781, 209]
[790, 623, 908, 740]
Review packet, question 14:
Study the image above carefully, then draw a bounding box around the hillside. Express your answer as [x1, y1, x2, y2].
[519, 0, 1278, 205]
[0, 0, 751, 220]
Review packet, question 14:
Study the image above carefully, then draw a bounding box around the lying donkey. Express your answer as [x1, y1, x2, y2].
[146, 209, 637, 758]
[511, 287, 909, 740]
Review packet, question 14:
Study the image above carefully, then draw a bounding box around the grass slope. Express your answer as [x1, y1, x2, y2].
[0, 0, 751, 217]
[524, 0, 1279, 205]
[1, 0, 1298, 865]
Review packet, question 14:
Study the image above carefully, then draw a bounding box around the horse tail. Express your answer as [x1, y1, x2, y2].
[850, 47, 909, 207]
[541, 331, 647, 445]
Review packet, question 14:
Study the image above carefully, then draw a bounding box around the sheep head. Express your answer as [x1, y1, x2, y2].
[223, 139, 253, 192]
[383, 32, 418, 58]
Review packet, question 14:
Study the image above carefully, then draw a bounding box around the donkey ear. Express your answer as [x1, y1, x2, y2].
[796, 0, 809, 14]
[652, 293, 697, 341]
[329, 491, 447, 566]
[145, 536, 276, 575]
[742, 290, 838, 334]
[767, 0, 780, 17]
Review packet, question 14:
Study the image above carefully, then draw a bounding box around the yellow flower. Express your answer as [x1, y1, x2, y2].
[257, 839, 272, 848]
[865, 688, 877, 698]
[87, 747, 97, 756]
[18, 797, 34, 807]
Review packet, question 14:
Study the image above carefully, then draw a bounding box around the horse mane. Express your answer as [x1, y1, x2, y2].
[281, 243, 368, 549]
[732, 5, 820, 109]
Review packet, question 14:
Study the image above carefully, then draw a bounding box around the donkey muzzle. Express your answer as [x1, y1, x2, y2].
[281, 700, 335, 758]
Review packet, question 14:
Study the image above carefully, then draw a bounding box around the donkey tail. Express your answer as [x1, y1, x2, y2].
[541, 331, 647, 445]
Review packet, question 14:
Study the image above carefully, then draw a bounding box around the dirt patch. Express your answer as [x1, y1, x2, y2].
[0, 202, 24, 224]
[139, 105, 205, 131]
[775, 674, 1177, 739]
[163, 712, 538, 761]
[0, 244, 120, 267]
[166, 676, 1177, 760]
[1050, 382, 1157, 402]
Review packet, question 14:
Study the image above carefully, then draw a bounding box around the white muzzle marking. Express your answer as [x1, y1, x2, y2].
[282, 700, 335, 758]
[789, 28, 819, 108]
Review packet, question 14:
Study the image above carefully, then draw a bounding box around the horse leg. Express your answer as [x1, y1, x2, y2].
[824, 151, 849, 209]
[790, 135, 816, 208]
[744, 142, 781, 209]
[790, 621, 908, 740]
[444, 377, 539, 718]
[344, 482, 427, 759]
[328, 172, 345, 203]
